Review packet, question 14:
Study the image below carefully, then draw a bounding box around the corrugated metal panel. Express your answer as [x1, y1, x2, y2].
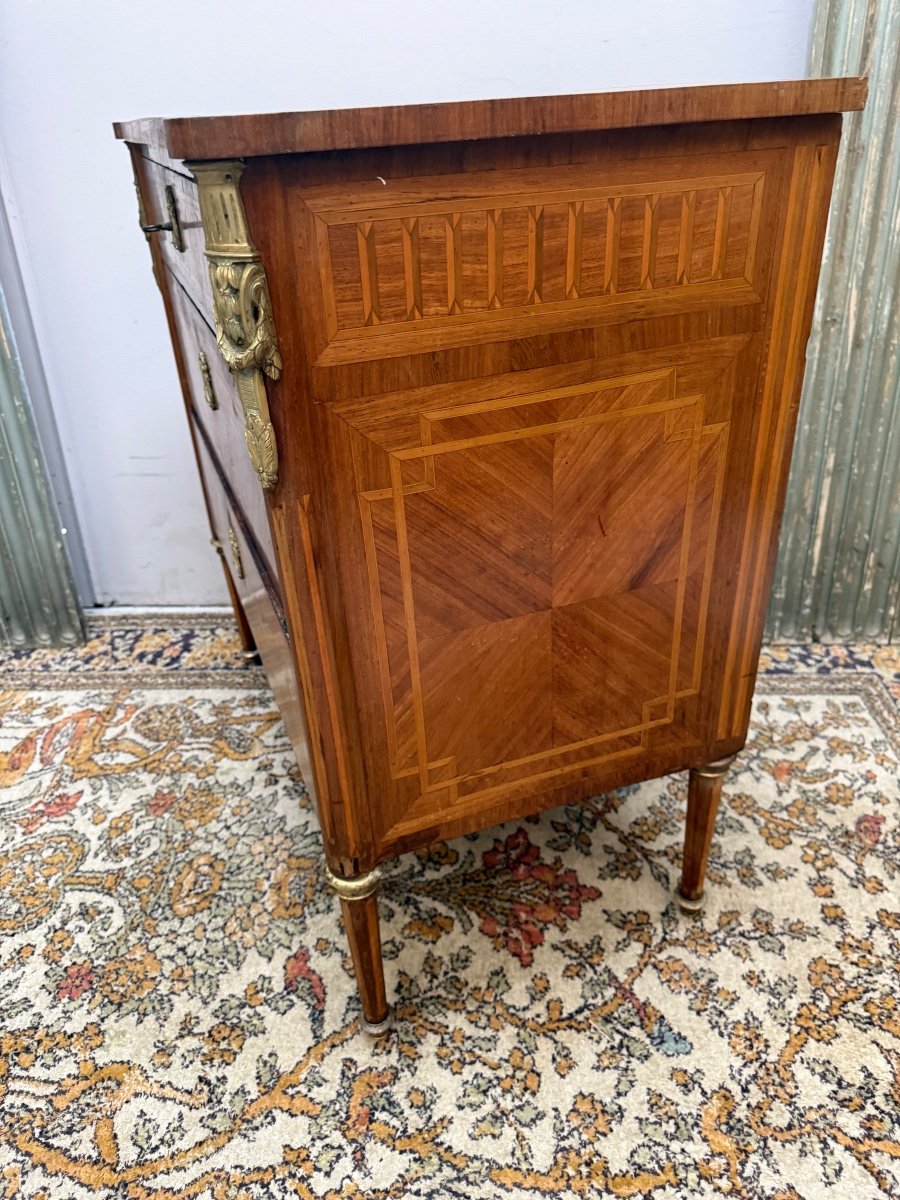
[768, 0, 900, 641]
[0, 280, 84, 647]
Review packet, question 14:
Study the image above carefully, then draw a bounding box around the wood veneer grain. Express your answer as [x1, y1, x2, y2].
[115, 78, 866, 159]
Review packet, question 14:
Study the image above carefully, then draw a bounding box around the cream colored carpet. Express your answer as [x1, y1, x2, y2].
[0, 616, 898, 1199]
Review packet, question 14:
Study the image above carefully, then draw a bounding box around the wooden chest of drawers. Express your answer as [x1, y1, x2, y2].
[117, 78, 865, 1034]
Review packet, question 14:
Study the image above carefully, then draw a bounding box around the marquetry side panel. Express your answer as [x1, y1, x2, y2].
[303, 153, 773, 363]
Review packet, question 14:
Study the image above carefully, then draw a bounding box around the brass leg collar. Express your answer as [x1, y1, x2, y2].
[691, 754, 738, 780]
[324, 863, 381, 902]
[675, 886, 707, 916]
[360, 1010, 394, 1038]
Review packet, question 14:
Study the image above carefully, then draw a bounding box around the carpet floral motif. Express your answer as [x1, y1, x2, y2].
[0, 616, 897, 1199]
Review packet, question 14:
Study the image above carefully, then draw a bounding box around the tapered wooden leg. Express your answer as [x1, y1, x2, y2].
[324, 864, 392, 1036]
[676, 755, 737, 914]
[213, 539, 258, 660]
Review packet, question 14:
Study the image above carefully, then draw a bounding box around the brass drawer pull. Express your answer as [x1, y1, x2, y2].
[198, 351, 218, 410]
[227, 526, 245, 580]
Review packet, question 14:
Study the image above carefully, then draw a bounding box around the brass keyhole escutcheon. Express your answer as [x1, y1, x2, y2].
[228, 526, 245, 580]
[198, 351, 218, 410]
[140, 184, 185, 252]
[164, 184, 185, 252]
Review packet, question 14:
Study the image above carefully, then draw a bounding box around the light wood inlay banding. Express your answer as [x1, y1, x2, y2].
[358, 493, 404, 775]
[445, 212, 463, 314]
[641, 194, 660, 289]
[604, 196, 622, 294]
[664, 404, 703, 716]
[744, 176, 765, 282]
[711, 186, 733, 280]
[389, 457, 430, 791]
[719, 143, 835, 738]
[296, 497, 358, 845]
[487, 208, 503, 309]
[268, 504, 333, 835]
[686, 421, 730, 694]
[735, 147, 830, 715]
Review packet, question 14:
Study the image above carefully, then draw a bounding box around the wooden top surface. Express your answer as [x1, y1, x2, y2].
[116, 78, 866, 161]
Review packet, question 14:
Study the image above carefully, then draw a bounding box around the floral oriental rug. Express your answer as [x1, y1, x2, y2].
[0, 615, 898, 1199]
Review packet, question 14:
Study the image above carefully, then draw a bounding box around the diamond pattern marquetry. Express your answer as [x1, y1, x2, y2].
[354, 360, 732, 829]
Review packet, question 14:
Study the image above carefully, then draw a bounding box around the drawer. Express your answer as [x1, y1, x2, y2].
[138, 151, 215, 329]
[194, 434, 317, 804]
[169, 278, 280, 585]
[195, 431, 281, 629]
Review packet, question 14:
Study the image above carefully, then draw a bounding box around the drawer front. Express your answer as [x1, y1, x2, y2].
[169, 279, 279, 585]
[194, 432, 282, 633]
[139, 152, 215, 329]
[194, 434, 317, 803]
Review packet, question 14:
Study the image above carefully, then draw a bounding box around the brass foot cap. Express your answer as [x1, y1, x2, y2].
[675, 886, 706, 916]
[360, 1009, 393, 1038]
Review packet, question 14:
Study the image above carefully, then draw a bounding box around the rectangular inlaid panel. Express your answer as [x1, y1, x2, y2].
[345, 345, 739, 839]
[302, 152, 771, 363]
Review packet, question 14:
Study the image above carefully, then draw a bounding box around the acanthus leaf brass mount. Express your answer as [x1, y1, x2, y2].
[187, 159, 281, 492]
